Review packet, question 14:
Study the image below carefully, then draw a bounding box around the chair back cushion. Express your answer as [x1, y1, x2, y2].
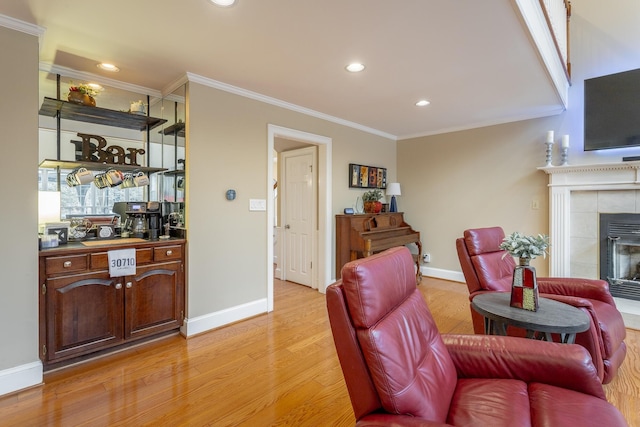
[340, 247, 457, 422]
[326, 282, 383, 419]
[462, 227, 515, 293]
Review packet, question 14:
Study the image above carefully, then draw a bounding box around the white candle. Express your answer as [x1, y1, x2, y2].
[562, 135, 570, 148]
[546, 130, 554, 143]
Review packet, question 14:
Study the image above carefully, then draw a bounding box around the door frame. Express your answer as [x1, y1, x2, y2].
[267, 124, 332, 312]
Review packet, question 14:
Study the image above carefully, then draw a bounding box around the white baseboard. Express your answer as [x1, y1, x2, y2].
[421, 266, 465, 283]
[181, 298, 268, 337]
[0, 361, 43, 397]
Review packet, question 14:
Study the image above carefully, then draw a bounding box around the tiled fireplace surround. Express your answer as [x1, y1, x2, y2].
[541, 162, 640, 329]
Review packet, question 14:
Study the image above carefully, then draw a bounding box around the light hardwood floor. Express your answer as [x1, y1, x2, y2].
[0, 278, 638, 426]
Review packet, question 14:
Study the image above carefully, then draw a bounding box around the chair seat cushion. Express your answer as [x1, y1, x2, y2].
[448, 379, 531, 427]
[529, 383, 628, 426]
[448, 379, 628, 427]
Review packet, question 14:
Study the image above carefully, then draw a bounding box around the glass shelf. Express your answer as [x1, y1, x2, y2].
[39, 97, 167, 131]
[39, 159, 167, 174]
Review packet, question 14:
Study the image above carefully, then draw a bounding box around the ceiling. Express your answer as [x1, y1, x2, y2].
[1, 0, 563, 140]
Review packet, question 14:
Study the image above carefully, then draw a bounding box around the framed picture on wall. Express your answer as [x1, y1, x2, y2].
[349, 163, 386, 189]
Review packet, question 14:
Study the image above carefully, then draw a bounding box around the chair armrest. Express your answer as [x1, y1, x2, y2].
[357, 414, 453, 426]
[442, 334, 606, 399]
[537, 277, 616, 306]
[539, 293, 594, 309]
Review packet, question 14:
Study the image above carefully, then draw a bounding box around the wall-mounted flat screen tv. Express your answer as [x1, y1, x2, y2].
[584, 68, 640, 151]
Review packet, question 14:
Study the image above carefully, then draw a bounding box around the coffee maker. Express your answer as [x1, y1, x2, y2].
[146, 201, 161, 239]
[112, 201, 163, 239]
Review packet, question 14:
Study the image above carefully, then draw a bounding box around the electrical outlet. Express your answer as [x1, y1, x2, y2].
[423, 253, 431, 263]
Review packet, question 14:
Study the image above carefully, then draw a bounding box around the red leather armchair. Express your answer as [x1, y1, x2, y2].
[327, 247, 627, 426]
[456, 226, 627, 384]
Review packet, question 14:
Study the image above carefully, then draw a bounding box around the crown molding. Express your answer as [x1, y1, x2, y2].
[0, 14, 45, 37]
[162, 74, 188, 100]
[39, 62, 163, 98]
[398, 107, 565, 140]
[185, 72, 397, 141]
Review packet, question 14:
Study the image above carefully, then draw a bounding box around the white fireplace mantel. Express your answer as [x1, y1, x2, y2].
[540, 162, 640, 329]
[540, 161, 640, 277]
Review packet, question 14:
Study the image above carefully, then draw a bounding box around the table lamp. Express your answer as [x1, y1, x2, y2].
[386, 183, 401, 212]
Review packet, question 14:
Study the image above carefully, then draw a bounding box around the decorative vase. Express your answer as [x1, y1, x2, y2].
[364, 201, 375, 213]
[68, 91, 96, 107]
[510, 257, 539, 311]
[355, 197, 364, 214]
[364, 201, 382, 213]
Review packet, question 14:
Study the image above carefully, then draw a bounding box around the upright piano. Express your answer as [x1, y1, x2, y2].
[336, 212, 422, 283]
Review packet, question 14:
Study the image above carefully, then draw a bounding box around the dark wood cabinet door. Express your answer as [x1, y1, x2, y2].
[125, 261, 183, 340]
[45, 272, 124, 362]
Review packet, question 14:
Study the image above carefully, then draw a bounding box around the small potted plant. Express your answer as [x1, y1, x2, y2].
[362, 189, 383, 213]
[499, 232, 549, 265]
[68, 83, 102, 107]
[499, 231, 549, 312]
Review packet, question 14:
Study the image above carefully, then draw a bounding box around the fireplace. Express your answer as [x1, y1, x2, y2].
[600, 213, 640, 301]
[541, 161, 640, 329]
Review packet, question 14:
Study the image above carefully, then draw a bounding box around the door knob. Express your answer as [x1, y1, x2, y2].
[126, 282, 132, 288]
[285, 224, 290, 229]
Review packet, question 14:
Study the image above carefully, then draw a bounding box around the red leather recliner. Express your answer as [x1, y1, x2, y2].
[327, 247, 627, 426]
[456, 226, 627, 384]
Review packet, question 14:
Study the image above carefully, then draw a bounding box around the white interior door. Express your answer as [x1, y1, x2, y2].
[282, 147, 316, 287]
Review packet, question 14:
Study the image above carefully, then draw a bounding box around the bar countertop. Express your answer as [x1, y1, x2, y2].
[39, 236, 187, 256]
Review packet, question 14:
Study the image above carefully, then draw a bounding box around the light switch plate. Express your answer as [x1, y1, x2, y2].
[249, 199, 266, 211]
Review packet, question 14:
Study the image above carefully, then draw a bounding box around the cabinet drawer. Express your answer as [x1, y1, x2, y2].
[91, 248, 153, 269]
[154, 245, 182, 262]
[45, 255, 88, 275]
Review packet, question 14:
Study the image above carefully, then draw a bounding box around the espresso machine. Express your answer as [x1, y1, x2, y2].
[113, 201, 163, 239]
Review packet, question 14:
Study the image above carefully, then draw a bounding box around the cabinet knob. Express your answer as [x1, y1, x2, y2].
[63, 261, 72, 268]
[166, 250, 173, 256]
[115, 283, 122, 289]
[126, 282, 133, 288]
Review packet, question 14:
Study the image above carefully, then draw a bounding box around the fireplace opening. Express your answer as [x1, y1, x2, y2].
[600, 213, 640, 301]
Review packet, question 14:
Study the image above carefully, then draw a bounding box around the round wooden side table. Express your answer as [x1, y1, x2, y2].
[471, 292, 590, 344]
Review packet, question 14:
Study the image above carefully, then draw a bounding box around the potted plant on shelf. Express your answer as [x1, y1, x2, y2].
[67, 83, 102, 107]
[362, 189, 383, 213]
[499, 231, 550, 312]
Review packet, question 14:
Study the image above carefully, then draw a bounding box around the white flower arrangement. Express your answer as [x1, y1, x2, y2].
[69, 82, 102, 98]
[499, 231, 549, 260]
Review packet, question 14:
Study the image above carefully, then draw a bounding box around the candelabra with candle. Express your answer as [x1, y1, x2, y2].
[545, 130, 554, 166]
[561, 135, 569, 166]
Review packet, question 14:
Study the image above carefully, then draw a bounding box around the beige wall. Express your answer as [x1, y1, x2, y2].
[186, 81, 395, 318]
[0, 27, 39, 371]
[398, 117, 558, 276]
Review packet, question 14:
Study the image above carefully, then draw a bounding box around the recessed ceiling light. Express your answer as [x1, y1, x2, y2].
[345, 63, 365, 73]
[209, 0, 237, 6]
[416, 100, 431, 107]
[97, 63, 119, 72]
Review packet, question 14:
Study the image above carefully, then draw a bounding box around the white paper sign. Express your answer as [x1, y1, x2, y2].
[108, 248, 136, 277]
